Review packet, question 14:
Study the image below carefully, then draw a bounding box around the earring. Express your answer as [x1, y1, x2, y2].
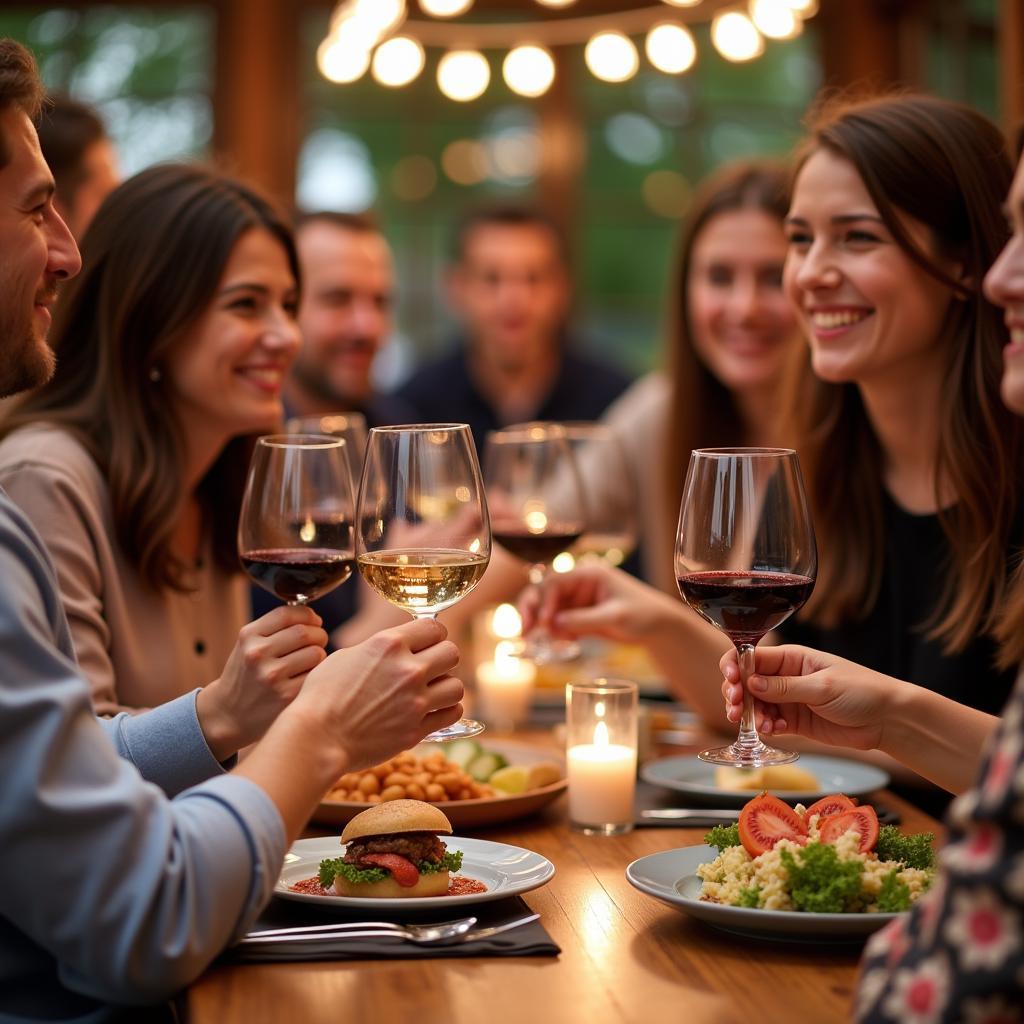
[148, 367, 162, 383]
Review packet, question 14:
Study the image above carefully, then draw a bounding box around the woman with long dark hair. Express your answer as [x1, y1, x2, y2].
[0, 163, 328, 722]
[526, 93, 1023, 739]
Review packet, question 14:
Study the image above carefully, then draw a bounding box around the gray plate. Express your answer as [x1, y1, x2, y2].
[626, 845, 902, 940]
[640, 754, 890, 807]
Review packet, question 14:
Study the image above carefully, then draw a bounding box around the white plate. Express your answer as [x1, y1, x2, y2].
[275, 835, 555, 910]
[626, 845, 902, 940]
[640, 754, 890, 807]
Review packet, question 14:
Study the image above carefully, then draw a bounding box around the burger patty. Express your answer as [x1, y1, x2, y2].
[344, 832, 446, 866]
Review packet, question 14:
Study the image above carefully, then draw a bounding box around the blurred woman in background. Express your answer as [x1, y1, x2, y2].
[0, 164, 327, 730]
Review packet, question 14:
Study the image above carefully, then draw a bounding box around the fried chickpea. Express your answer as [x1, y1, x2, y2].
[385, 771, 412, 787]
[358, 773, 381, 796]
[380, 785, 405, 802]
[425, 783, 446, 801]
[372, 762, 394, 781]
[406, 783, 426, 801]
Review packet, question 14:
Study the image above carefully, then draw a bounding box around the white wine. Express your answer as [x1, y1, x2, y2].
[357, 548, 489, 616]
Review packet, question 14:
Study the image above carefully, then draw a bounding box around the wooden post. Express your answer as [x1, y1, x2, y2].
[212, 0, 302, 207]
[999, 0, 1024, 136]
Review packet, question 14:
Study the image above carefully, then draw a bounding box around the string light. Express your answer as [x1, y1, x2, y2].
[372, 35, 425, 87]
[748, 0, 802, 40]
[711, 11, 765, 62]
[437, 50, 490, 101]
[585, 31, 639, 83]
[318, 0, 815, 97]
[418, 0, 474, 16]
[503, 45, 556, 98]
[645, 23, 696, 74]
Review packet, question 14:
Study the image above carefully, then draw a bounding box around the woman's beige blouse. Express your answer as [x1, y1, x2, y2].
[0, 423, 247, 715]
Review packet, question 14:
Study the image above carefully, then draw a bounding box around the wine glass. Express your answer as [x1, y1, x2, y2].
[675, 448, 817, 766]
[356, 423, 490, 741]
[286, 412, 369, 483]
[563, 422, 638, 569]
[484, 422, 588, 664]
[239, 434, 356, 606]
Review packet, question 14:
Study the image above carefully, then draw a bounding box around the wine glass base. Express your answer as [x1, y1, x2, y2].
[697, 743, 799, 768]
[421, 717, 485, 743]
[524, 635, 580, 665]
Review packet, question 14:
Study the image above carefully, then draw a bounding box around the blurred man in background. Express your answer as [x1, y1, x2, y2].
[397, 204, 631, 454]
[283, 210, 414, 426]
[36, 94, 118, 240]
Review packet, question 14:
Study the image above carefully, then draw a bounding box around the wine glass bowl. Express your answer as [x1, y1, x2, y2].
[356, 423, 490, 740]
[484, 422, 587, 663]
[675, 447, 817, 767]
[239, 434, 356, 606]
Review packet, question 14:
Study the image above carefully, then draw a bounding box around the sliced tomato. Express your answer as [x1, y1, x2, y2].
[805, 794, 856, 820]
[817, 806, 879, 853]
[360, 853, 420, 887]
[738, 792, 808, 857]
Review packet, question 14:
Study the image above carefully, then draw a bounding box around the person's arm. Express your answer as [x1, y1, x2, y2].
[719, 644, 997, 793]
[521, 561, 733, 728]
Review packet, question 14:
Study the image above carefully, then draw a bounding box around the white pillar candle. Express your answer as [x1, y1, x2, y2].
[476, 641, 536, 730]
[567, 721, 637, 826]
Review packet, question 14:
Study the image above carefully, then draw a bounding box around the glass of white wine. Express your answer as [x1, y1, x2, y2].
[356, 423, 490, 740]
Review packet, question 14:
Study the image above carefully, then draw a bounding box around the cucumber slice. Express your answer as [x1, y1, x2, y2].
[443, 738, 482, 769]
[467, 751, 509, 782]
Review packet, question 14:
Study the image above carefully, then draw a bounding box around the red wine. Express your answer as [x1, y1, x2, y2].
[242, 548, 354, 603]
[677, 571, 814, 645]
[493, 525, 583, 566]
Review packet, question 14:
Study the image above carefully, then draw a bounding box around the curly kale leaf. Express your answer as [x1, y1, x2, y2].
[876, 869, 912, 913]
[780, 841, 864, 914]
[704, 824, 740, 853]
[875, 825, 935, 871]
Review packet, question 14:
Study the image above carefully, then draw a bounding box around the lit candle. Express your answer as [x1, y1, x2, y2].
[566, 678, 638, 835]
[567, 721, 637, 827]
[475, 640, 536, 731]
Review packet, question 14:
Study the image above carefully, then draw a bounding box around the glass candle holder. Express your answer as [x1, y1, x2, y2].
[565, 678, 638, 836]
[475, 640, 536, 732]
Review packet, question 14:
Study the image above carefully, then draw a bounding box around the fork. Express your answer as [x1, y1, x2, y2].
[237, 913, 540, 947]
[243, 915, 477, 944]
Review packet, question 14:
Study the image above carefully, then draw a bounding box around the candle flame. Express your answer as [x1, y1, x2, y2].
[593, 720, 610, 747]
[492, 603, 522, 638]
[299, 516, 316, 543]
[595, 701, 605, 718]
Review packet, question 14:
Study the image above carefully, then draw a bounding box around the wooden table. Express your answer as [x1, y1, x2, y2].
[186, 738, 943, 1024]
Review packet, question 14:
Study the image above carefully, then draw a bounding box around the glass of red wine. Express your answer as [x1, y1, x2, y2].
[239, 434, 355, 607]
[675, 448, 816, 767]
[484, 422, 588, 664]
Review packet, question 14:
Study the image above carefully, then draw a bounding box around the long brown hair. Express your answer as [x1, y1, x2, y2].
[787, 94, 1021, 653]
[663, 159, 792, 541]
[1, 163, 299, 590]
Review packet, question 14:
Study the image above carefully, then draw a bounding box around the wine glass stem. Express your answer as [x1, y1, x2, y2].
[736, 642, 763, 755]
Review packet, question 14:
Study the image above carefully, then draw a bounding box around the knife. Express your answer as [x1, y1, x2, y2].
[640, 808, 739, 823]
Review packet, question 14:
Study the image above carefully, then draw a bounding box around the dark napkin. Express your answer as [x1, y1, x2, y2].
[223, 895, 559, 963]
[634, 779, 902, 828]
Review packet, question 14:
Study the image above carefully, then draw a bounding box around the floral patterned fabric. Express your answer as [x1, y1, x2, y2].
[855, 666, 1024, 1022]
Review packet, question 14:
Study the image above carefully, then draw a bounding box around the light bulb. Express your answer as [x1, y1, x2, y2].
[437, 50, 490, 102]
[711, 11, 764, 62]
[341, 0, 406, 38]
[372, 35, 425, 87]
[419, 0, 474, 15]
[749, 0, 801, 40]
[318, 33, 372, 83]
[645, 23, 696, 74]
[503, 45, 556, 98]
[584, 31, 639, 84]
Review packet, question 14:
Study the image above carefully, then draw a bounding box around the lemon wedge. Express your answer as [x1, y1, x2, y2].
[489, 765, 530, 795]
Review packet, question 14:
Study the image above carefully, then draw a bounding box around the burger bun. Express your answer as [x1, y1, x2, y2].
[342, 799, 453, 843]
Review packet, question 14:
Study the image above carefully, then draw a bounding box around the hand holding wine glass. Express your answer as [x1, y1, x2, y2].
[675, 447, 817, 767]
[356, 423, 489, 740]
[484, 422, 587, 663]
[239, 434, 356, 606]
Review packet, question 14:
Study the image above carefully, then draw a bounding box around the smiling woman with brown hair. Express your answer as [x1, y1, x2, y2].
[0, 163, 328, 726]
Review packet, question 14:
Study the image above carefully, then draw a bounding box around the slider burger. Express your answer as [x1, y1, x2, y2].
[318, 799, 462, 898]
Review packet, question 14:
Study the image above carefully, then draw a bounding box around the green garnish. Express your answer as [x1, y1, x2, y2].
[736, 885, 761, 908]
[780, 841, 864, 914]
[875, 825, 935, 870]
[318, 850, 463, 889]
[876, 869, 912, 913]
[704, 824, 740, 853]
